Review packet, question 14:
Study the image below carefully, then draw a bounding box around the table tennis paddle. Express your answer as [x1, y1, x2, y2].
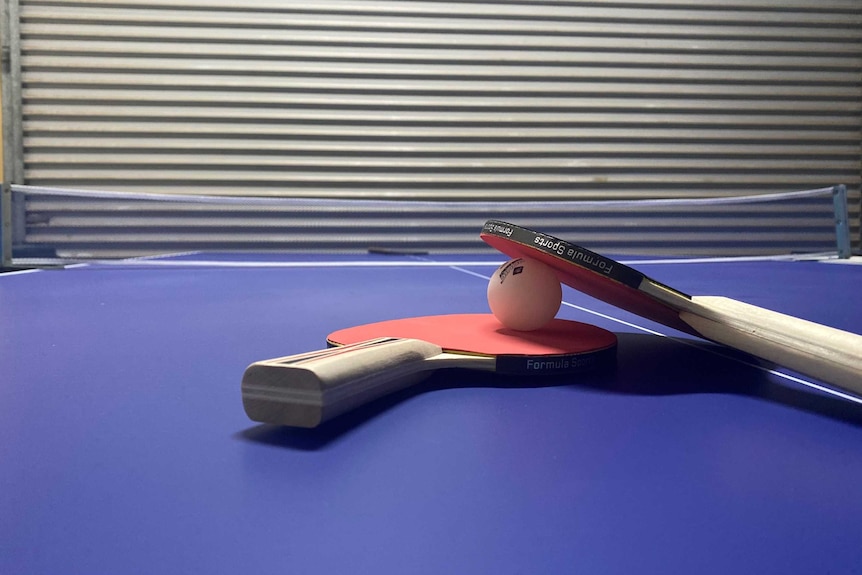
[480, 220, 862, 398]
[242, 313, 617, 427]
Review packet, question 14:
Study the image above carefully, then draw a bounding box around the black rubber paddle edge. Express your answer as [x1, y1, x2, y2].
[481, 219, 690, 299]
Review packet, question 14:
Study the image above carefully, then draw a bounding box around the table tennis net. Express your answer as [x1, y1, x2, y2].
[6, 184, 856, 264]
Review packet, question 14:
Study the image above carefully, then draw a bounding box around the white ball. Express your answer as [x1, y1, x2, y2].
[487, 257, 562, 331]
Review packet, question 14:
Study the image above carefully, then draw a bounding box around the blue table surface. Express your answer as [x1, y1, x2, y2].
[2, 253, 861, 575]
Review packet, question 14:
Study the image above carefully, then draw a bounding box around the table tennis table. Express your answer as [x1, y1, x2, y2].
[2, 252, 861, 574]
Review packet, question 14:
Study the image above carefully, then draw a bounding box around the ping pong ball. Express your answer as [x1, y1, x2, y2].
[488, 257, 562, 331]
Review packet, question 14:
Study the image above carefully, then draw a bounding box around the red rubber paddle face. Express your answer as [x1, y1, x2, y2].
[328, 314, 617, 376]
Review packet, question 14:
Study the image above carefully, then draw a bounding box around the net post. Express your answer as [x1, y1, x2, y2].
[832, 185, 851, 259]
[0, 183, 9, 268]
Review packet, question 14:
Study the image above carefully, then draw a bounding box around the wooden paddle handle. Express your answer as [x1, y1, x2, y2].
[681, 296, 862, 396]
[242, 338, 466, 428]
